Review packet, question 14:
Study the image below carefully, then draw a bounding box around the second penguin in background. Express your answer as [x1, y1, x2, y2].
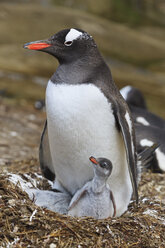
[68, 156, 116, 219]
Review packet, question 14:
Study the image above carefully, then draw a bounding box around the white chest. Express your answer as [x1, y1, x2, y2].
[46, 81, 132, 216]
[68, 182, 114, 219]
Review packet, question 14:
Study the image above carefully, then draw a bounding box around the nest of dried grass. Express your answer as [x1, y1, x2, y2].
[0, 161, 165, 248]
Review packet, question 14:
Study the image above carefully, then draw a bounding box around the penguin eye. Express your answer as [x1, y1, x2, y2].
[64, 40, 73, 46]
[101, 162, 107, 168]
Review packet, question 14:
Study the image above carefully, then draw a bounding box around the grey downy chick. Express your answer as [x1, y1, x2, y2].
[68, 156, 116, 219]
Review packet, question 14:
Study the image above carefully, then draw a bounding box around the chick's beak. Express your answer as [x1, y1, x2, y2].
[89, 156, 98, 165]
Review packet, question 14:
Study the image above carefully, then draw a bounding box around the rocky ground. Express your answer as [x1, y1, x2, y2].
[0, 2, 165, 117]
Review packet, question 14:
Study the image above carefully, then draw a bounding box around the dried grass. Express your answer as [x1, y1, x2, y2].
[0, 167, 165, 248]
[0, 98, 164, 247]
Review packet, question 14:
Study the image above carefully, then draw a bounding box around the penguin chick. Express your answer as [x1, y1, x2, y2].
[68, 156, 116, 219]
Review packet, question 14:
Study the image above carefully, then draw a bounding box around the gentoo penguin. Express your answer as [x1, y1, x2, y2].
[120, 86, 165, 129]
[68, 156, 116, 219]
[135, 123, 165, 173]
[30, 188, 71, 214]
[120, 85, 147, 109]
[24, 28, 138, 217]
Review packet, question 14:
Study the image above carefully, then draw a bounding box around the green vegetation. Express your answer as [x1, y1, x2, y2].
[52, 0, 165, 26]
[110, 0, 144, 25]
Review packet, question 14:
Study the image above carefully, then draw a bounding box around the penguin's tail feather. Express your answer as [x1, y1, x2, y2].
[137, 143, 159, 182]
[138, 143, 159, 168]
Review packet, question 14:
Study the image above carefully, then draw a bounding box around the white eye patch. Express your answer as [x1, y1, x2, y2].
[65, 28, 83, 42]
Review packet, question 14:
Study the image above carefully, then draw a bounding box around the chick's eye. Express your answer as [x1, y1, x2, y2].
[64, 40, 73, 46]
[101, 162, 107, 168]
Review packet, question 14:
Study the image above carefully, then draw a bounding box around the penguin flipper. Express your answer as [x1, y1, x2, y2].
[114, 104, 138, 203]
[110, 190, 116, 217]
[39, 120, 55, 181]
[68, 188, 87, 211]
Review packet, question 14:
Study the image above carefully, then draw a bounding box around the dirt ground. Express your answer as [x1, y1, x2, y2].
[0, 100, 165, 248]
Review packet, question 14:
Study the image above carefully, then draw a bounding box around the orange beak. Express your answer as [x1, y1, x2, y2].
[23, 40, 52, 50]
[89, 156, 98, 165]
